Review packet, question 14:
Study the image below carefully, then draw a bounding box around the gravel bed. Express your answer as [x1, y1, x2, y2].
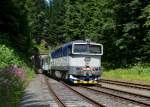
[47, 78, 95, 107]
[72, 87, 147, 107]
[90, 86, 150, 106]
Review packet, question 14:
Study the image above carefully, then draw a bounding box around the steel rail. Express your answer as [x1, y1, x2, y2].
[101, 79, 150, 90]
[82, 86, 150, 107]
[97, 84, 150, 99]
[44, 76, 67, 107]
[62, 82, 106, 107]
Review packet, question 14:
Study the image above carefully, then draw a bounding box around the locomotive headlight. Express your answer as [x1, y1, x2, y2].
[69, 75, 78, 80]
[95, 77, 100, 80]
[95, 78, 98, 80]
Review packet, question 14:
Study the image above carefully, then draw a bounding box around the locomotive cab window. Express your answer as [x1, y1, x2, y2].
[73, 44, 102, 55]
[89, 45, 101, 54]
[74, 44, 87, 53]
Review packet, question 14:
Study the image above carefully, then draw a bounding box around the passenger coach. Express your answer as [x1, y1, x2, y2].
[50, 40, 103, 84]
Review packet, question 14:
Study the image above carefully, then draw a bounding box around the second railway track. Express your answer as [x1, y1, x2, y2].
[82, 85, 150, 107]
[101, 79, 150, 90]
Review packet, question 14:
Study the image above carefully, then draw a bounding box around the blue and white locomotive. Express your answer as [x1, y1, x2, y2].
[49, 40, 103, 84]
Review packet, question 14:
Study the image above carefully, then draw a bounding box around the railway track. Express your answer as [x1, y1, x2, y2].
[44, 76, 105, 107]
[45, 77, 66, 107]
[82, 85, 150, 107]
[101, 79, 150, 90]
[41, 75, 150, 107]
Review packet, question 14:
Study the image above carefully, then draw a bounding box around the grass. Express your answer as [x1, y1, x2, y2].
[102, 65, 150, 83]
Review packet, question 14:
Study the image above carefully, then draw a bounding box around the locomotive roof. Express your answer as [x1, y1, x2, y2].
[62, 40, 98, 47]
[51, 40, 103, 57]
[51, 40, 101, 53]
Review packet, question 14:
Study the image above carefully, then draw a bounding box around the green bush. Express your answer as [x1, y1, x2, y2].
[0, 44, 23, 68]
[0, 44, 35, 78]
[0, 44, 35, 107]
[0, 72, 24, 107]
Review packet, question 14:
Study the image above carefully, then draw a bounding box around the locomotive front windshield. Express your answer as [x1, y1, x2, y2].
[74, 44, 102, 54]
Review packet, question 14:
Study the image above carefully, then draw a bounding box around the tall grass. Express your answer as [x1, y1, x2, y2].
[0, 44, 35, 107]
[0, 71, 24, 107]
[102, 65, 150, 83]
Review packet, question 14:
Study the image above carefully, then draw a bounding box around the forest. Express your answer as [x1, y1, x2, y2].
[0, 0, 150, 68]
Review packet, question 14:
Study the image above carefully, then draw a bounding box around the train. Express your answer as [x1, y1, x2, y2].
[40, 40, 103, 84]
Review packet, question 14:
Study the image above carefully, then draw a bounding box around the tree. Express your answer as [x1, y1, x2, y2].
[0, 0, 32, 55]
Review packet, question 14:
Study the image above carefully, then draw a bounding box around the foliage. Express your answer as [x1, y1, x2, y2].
[25, 0, 50, 39]
[48, 0, 65, 45]
[0, 72, 24, 107]
[139, 4, 150, 62]
[0, 44, 34, 107]
[0, 0, 150, 68]
[35, 39, 50, 54]
[141, 4, 150, 27]
[49, 0, 150, 67]
[0, 0, 32, 55]
[0, 44, 35, 76]
[0, 45, 23, 68]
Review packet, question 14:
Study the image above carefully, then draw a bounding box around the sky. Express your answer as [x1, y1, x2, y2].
[45, 0, 50, 4]
[45, 0, 53, 4]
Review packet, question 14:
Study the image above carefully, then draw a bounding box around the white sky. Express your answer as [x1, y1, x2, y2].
[45, 0, 49, 3]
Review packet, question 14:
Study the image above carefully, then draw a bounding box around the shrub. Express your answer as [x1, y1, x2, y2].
[0, 71, 24, 107]
[0, 44, 23, 68]
[0, 44, 35, 107]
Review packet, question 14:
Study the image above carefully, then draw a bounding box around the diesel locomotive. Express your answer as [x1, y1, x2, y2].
[47, 40, 103, 84]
